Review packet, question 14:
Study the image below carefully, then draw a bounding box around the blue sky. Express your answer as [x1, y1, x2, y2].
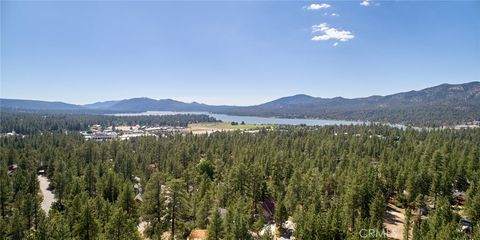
[1, 1, 479, 105]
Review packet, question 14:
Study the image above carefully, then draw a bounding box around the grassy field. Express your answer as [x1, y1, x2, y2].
[186, 122, 271, 134]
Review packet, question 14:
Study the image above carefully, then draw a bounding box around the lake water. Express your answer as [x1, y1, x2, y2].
[112, 111, 365, 126]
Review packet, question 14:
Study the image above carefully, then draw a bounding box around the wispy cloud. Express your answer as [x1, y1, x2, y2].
[311, 23, 355, 42]
[360, 0, 370, 6]
[333, 42, 339, 46]
[305, 3, 331, 10]
[323, 12, 338, 16]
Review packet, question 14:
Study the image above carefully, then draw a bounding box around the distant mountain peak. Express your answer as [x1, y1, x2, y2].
[291, 94, 314, 98]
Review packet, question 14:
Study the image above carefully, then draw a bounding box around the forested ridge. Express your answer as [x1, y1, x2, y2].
[1, 117, 479, 240]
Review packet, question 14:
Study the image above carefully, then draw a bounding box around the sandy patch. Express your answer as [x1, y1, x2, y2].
[383, 203, 405, 240]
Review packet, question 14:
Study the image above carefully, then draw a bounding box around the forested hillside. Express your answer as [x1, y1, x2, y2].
[220, 82, 480, 127]
[1, 120, 479, 239]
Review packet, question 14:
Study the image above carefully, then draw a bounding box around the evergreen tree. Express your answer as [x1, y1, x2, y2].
[404, 207, 411, 240]
[224, 197, 251, 240]
[274, 199, 287, 228]
[74, 201, 98, 240]
[0, 162, 11, 218]
[142, 173, 166, 239]
[104, 207, 141, 240]
[117, 181, 137, 218]
[166, 178, 190, 239]
[207, 202, 224, 240]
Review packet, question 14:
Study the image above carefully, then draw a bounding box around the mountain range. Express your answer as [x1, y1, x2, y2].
[1, 82, 480, 126]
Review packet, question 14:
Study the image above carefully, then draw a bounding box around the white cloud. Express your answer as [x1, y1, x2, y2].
[333, 42, 339, 46]
[331, 13, 339, 16]
[311, 23, 355, 42]
[306, 3, 331, 10]
[360, 0, 370, 6]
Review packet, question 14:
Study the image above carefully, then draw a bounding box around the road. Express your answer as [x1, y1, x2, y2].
[38, 175, 55, 215]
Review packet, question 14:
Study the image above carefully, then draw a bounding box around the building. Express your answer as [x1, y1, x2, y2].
[119, 132, 154, 140]
[187, 229, 207, 240]
[81, 131, 117, 141]
[135, 193, 144, 203]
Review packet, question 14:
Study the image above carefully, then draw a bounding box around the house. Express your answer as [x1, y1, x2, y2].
[460, 219, 473, 235]
[260, 197, 275, 220]
[133, 176, 141, 183]
[135, 193, 144, 203]
[133, 183, 143, 194]
[453, 190, 466, 206]
[417, 205, 430, 220]
[187, 229, 207, 240]
[8, 164, 18, 176]
[8, 164, 18, 171]
[90, 124, 102, 132]
[6, 130, 17, 137]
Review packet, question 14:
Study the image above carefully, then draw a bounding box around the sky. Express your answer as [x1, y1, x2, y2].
[1, 0, 479, 106]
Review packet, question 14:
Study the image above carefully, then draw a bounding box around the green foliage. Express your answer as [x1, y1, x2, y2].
[117, 181, 137, 218]
[74, 201, 99, 240]
[165, 178, 190, 239]
[224, 197, 251, 240]
[142, 172, 166, 238]
[207, 202, 224, 240]
[104, 207, 140, 240]
[197, 159, 215, 179]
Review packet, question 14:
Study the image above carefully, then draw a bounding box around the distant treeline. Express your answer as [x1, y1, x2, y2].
[0, 112, 219, 134]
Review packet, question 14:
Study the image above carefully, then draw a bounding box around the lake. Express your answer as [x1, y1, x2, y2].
[112, 111, 365, 126]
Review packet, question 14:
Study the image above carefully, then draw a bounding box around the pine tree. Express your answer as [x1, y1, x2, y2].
[207, 202, 224, 240]
[74, 201, 98, 240]
[117, 181, 137, 218]
[429, 150, 444, 208]
[224, 197, 251, 240]
[35, 211, 48, 240]
[104, 207, 141, 240]
[166, 178, 190, 239]
[404, 207, 411, 240]
[142, 172, 166, 239]
[284, 170, 303, 214]
[369, 191, 386, 229]
[274, 199, 287, 228]
[47, 210, 72, 240]
[195, 195, 210, 228]
[465, 185, 480, 223]
[0, 162, 11, 218]
[84, 163, 96, 197]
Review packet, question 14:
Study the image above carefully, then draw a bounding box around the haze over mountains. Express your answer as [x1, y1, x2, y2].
[1, 82, 480, 126]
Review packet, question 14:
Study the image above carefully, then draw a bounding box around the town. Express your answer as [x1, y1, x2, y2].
[80, 124, 185, 141]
